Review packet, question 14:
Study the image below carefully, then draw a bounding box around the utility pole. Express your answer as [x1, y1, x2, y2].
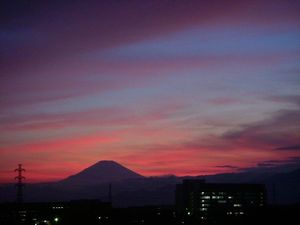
[15, 164, 25, 204]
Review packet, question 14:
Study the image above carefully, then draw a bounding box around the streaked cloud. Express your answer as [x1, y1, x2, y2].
[0, 0, 300, 182]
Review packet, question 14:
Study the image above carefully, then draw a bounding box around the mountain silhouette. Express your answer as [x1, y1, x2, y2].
[59, 160, 144, 185]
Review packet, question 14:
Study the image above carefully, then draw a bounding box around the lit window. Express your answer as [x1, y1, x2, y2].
[212, 196, 223, 199]
[201, 196, 210, 199]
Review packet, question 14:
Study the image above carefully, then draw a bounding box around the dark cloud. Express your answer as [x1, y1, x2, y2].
[220, 108, 300, 150]
[239, 157, 300, 173]
[1, 0, 300, 75]
[220, 95, 300, 151]
[260, 157, 300, 165]
[180, 106, 300, 152]
[275, 145, 300, 151]
[266, 95, 300, 106]
[171, 95, 300, 153]
[216, 165, 240, 169]
[256, 162, 276, 168]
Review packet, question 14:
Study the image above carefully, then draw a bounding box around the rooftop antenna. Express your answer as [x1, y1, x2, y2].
[15, 164, 25, 204]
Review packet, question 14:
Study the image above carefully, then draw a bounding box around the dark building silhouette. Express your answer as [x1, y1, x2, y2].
[176, 179, 266, 221]
[0, 200, 111, 225]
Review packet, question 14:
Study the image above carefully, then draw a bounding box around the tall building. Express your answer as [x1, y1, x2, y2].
[176, 179, 266, 220]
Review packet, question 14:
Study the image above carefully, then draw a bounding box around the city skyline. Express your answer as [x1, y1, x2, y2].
[1, 0, 300, 183]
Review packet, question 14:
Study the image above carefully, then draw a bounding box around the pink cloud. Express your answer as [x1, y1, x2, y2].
[0, 99, 184, 135]
[0, 133, 118, 158]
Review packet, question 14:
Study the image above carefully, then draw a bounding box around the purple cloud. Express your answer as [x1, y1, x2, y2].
[275, 145, 300, 151]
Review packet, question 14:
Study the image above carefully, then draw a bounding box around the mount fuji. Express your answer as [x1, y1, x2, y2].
[59, 160, 143, 186]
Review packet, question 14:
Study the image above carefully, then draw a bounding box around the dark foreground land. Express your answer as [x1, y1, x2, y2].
[0, 201, 299, 225]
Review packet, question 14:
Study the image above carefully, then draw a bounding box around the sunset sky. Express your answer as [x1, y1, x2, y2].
[1, 0, 300, 183]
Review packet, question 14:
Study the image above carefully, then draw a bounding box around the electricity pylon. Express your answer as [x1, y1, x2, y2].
[15, 164, 25, 204]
